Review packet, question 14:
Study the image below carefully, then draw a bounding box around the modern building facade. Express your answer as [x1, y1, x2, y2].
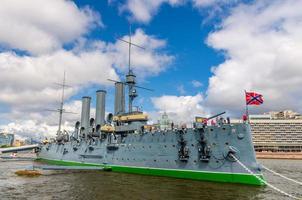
[0, 133, 14, 147]
[249, 110, 302, 152]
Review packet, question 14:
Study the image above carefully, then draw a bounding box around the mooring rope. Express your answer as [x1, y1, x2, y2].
[230, 154, 301, 200]
[262, 165, 302, 186]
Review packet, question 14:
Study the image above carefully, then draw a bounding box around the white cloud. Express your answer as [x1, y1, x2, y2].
[0, 50, 119, 110]
[151, 94, 207, 124]
[205, 0, 302, 113]
[192, 0, 239, 8]
[0, 100, 84, 140]
[106, 28, 174, 77]
[0, 0, 101, 55]
[120, 0, 184, 23]
[120, 0, 240, 23]
[191, 80, 203, 88]
[0, 28, 173, 139]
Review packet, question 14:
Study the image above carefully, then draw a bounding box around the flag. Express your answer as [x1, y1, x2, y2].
[245, 91, 263, 105]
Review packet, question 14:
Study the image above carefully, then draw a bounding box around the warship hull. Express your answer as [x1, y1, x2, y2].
[37, 123, 264, 186]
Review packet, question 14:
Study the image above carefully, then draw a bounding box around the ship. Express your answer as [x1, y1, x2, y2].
[2, 31, 265, 186]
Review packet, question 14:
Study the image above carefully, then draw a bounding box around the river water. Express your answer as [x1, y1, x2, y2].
[0, 157, 301, 200]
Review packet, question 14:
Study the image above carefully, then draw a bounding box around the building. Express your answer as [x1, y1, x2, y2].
[0, 133, 14, 147]
[13, 139, 26, 147]
[249, 110, 302, 152]
[157, 112, 173, 130]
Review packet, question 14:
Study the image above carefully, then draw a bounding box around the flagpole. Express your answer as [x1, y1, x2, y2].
[245, 90, 250, 123]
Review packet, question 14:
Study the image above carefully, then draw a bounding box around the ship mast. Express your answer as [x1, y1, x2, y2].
[118, 25, 145, 113]
[57, 71, 66, 134]
[47, 71, 74, 136]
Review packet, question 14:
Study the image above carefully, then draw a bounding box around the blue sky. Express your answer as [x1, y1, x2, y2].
[70, 0, 225, 112]
[1, 0, 302, 138]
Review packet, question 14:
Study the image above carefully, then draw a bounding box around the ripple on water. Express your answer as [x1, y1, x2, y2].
[0, 159, 301, 200]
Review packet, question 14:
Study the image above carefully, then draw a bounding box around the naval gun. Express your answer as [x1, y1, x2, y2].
[195, 112, 226, 124]
[207, 111, 226, 121]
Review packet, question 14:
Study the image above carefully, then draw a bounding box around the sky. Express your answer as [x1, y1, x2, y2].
[1, 0, 302, 140]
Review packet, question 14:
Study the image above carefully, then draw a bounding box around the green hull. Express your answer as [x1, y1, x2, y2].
[36, 158, 265, 186]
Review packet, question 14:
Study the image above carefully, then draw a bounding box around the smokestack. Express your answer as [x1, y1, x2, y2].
[95, 90, 106, 126]
[114, 82, 125, 115]
[81, 96, 91, 136]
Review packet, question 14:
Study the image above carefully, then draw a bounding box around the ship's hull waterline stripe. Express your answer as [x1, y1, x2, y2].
[36, 158, 265, 186]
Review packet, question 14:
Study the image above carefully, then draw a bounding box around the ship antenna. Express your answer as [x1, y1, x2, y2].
[117, 24, 146, 113]
[46, 71, 76, 136]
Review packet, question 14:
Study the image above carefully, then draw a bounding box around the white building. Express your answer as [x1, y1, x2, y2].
[249, 110, 302, 152]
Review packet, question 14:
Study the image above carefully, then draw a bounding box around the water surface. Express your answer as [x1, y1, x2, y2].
[0, 158, 301, 200]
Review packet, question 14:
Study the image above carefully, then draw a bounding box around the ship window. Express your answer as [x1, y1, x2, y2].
[225, 142, 229, 145]
[154, 160, 157, 162]
[191, 144, 194, 147]
[166, 160, 169, 162]
[173, 145, 175, 147]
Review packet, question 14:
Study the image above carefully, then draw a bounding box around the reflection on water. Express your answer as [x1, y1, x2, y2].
[0, 158, 301, 200]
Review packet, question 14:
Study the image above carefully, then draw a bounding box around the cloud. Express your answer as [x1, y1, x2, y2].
[192, 0, 239, 8]
[205, 0, 302, 114]
[0, 0, 101, 55]
[0, 50, 119, 110]
[191, 80, 203, 88]
[151, 93, 207, 124]
[106, 28, 174, 77]
[0, 100, 85, 140]
[120, 0, 241, 23]
[0, 28, 173, 139]
[120, 0, 184, 23]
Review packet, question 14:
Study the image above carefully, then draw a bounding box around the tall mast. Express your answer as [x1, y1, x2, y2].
[57, 71, 66, 134]
[128, 25, 131, 74]
[118, 25, 145, 113]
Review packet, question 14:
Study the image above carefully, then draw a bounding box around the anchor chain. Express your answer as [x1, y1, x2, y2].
[262, 165, 302, 186]
[230, 154, 301, 200]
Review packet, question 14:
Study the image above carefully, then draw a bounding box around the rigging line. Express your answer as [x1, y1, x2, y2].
[230, 154, 301, 200]
[262, 165, 302, 186]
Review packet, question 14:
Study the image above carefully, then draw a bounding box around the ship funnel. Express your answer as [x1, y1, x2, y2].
[114, 82, 125, 115]
[95, 90, 106, 126]
[80, 96, 91, 137]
